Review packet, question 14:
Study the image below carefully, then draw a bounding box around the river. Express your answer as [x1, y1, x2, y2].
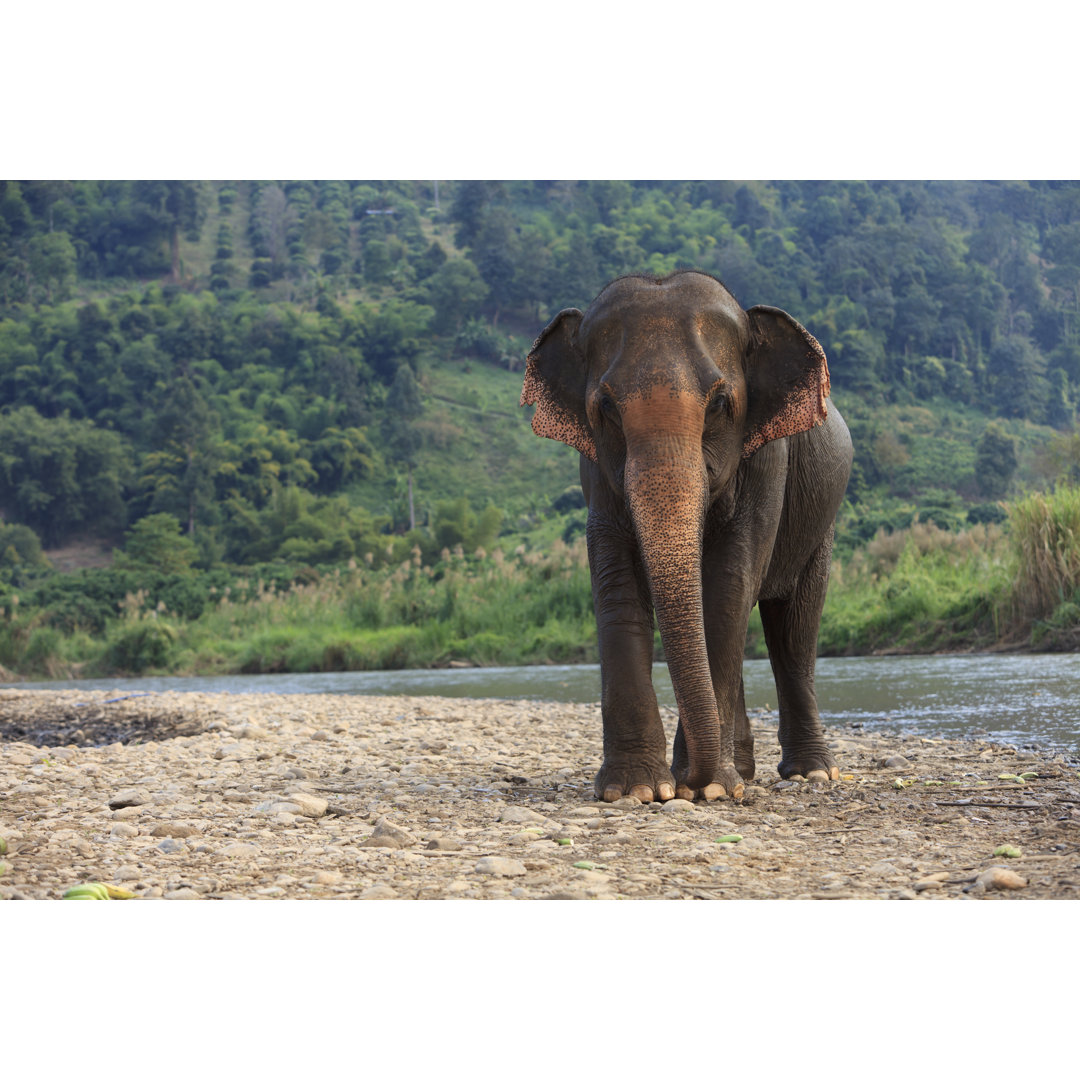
[4, 653, 1079, 756]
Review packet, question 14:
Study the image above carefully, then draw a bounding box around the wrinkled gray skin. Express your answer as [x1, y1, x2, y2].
[520, 271, 853, 802]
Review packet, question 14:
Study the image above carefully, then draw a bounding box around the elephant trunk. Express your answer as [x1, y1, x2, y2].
[624, 432, 719, 790]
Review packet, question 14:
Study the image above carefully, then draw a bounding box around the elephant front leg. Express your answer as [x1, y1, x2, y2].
[759, 533, 840, 782]
[589, 524, 676, 803]
[678, 532, 772, 801]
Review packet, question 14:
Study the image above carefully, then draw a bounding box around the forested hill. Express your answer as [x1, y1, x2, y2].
[1, 180, 1080, 575]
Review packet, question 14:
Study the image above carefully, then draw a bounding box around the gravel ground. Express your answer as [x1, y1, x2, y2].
[2, 687, 1078, 900]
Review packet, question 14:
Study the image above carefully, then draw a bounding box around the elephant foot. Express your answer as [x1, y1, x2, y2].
[674, 763, 746, 802]
[595, 756, 677, 803]
[778, 745, 840, 782]
[734, 750, 756, 782]
[735, 731, 755, 781]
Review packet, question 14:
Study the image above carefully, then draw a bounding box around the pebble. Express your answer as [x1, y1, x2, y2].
[867, 860, 901, 877]
[110, 823, 140, 838]
[474, 856, 527, 877]
[360, 885, 398, 899]
[509, 830, 546, 843]
[313, 870, 343, 885]
[360, 818, 415, 849]
[662, 799, 696, 812]
[164, 888, 201, 900]
[157, 838, 186, 854]
[550, 823, 583, 838]
[975, 866, 1028, 892]
[497, 806, 548, 825]
[913, 878, 944, 892]
[880, 756, 911, 769]
[427, 838, 464, 851]
[220, 842, 260, 857]
[286, 793, 329, 818]
[151, 824, 199, 838]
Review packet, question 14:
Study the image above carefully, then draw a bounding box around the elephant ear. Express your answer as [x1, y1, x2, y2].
[519, 308, 596, 462]
[742, 305, 831, 459]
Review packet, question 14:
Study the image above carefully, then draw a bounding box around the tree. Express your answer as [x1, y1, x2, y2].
[26, 232, 77, 302]
[975, 422, 1018, 499]
[113, 513, 197, 574]
[133, 181, 209, 283]
[383, 364, 424, 530]
[250, 183, 291, 279]
[0, 522, 49, 577]
[873, 431, 911, 487]
[422, 258, 489, 334]
[450, 181, 497, 248]
[987, 333, 1047, 420]
[139, 377, 219, 536]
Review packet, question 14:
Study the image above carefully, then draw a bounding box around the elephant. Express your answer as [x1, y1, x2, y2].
[520, 270, 853, 803]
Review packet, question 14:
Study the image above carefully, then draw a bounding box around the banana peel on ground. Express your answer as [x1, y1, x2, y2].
[62, 883, 137, 900]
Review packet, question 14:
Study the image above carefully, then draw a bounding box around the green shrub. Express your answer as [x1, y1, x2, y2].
[103, 620, 177, 673]
[23, 625, 64, 676]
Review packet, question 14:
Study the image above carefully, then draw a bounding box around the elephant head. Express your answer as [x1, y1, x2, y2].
[520, 271, 831, 791]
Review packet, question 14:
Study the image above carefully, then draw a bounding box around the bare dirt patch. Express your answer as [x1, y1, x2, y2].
[42, 540, 114, 573]
[2, 688, 1077, 900]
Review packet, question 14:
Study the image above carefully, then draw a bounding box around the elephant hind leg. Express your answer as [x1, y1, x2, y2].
[734, 673, 755, 781]
[759, 528, 839, 781]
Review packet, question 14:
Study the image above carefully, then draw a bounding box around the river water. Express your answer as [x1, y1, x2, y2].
[4, 654, 1079, 756]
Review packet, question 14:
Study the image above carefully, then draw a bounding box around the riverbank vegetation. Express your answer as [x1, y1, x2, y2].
[3, 484, 1080, 678]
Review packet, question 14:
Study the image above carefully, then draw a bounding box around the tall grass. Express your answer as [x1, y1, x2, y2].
[115, 540, 596, 676]
[1008, 485, 1080, 618]
[1007, 484, 1080, 648]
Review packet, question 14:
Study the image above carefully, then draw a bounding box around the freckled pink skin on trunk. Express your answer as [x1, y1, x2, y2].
[622, 396, 720, 790]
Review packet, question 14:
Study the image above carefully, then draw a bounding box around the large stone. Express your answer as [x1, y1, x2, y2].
[220, 842, 260, 857]
[108, 788, 150, 809]
[474, 856, 527, 877]
[360, 817, 415, 849]
[427, 838, 464, 851]
[497, 806, 548, 825]
[976, 866, 1027, 891]
[151, 823, 200, 838]
[286, 792, 329, 819]
[360, 885, 398, 899]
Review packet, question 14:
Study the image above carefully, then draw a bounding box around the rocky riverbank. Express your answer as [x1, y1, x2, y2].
[1, 687, 1077, 900]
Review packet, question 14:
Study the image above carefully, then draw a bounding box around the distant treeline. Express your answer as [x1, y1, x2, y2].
[1, 180, 1080, 576]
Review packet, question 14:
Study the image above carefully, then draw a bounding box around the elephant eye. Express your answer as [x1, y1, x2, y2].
[598, 393, 620, 422]
[706, 392, 727, 417]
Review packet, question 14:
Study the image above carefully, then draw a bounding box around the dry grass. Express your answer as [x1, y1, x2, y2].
[1008, 485, 1080, 621]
